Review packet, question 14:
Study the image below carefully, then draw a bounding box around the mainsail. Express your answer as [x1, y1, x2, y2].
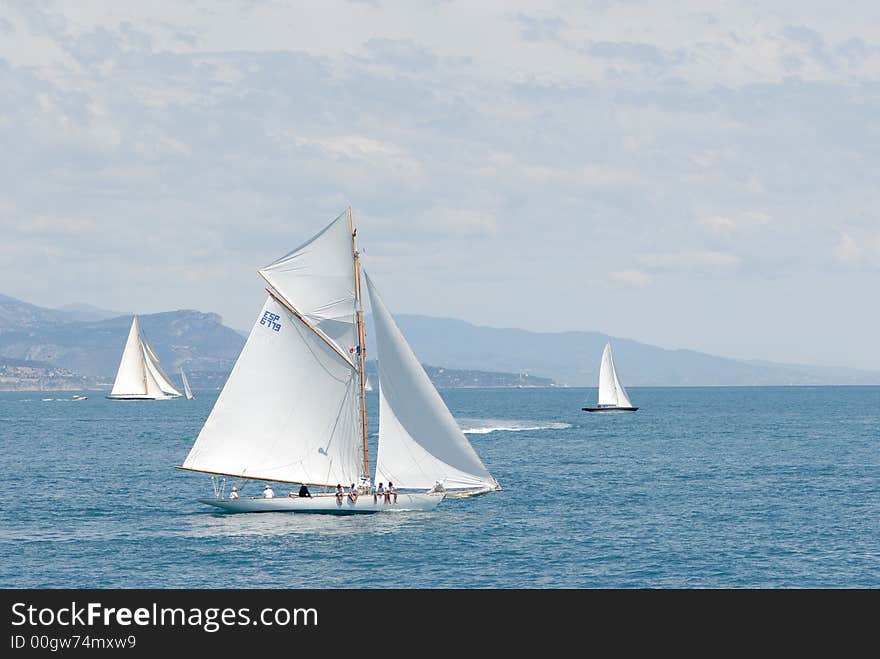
[597, 342, 633, 408]
[365, 272, 500, 494]
[181, 213, 364, 486]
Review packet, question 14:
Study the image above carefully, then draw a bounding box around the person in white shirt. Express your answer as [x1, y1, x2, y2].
[374, 482, 385, 504]
[387, 481, 397, 504]
[229, 486, 239, 500]
[263, 484, 275, 499]
[347, 482, 358, 503]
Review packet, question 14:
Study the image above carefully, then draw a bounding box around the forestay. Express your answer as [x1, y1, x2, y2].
[365, 272, 499, 493]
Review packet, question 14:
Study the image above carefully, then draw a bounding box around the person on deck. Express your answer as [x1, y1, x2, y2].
[387, 481, 397, 503]
[347, 483, 358, 503]
[335, 484, 344, 504]
[263, 484, 275, 499]
[374, 482, 385, 504]
[229, 486, 239, 500]
[297, 484, 312, 498]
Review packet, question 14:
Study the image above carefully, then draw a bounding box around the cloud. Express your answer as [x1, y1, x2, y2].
[607, 269, 652, 288]
[637, 250, 740, 274]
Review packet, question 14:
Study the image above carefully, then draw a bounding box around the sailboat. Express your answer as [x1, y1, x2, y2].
[582, 342, 638, 412]
[107, 316, 183, 400]
[180, 368, 194, 400]
[177, 209, 500, 513]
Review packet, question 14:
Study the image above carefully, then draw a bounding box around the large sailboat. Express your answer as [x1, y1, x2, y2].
[582, 342, 638, 412]
[177, 209, 500, 513]
[107, 316, 183, 400]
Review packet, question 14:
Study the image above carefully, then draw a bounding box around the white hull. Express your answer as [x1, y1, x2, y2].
[198, 491, 445, 514]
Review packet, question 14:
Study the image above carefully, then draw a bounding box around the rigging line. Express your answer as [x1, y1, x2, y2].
[260, 281, 356, 369]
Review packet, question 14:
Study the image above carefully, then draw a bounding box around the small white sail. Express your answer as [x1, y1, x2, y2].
[181, 295, 363, 486]
[597, 342, 634, 408]
[180, 368, 194, 400]
[364, 375, 373, 392]
[110, 316, 148, 397]
[365, 272, 499, 494]
[258, 210, 358, 361]
[143, 341, 182, 397]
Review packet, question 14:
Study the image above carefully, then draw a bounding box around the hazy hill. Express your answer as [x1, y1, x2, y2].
[379, 315, 880, 386]
[3, 294, 878, 389]
[0, 295, 245, 385]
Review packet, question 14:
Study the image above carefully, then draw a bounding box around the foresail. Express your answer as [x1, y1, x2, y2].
[609, 349, 634, 408]
[143, 341, 182, 396]
[110, 317, 147, 396]
[365, 272, 498, 493]
[181, 295, 362, 486]
[258, 210, 358, 362]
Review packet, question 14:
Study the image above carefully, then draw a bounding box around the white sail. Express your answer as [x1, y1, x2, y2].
[181, 295, 363, 486]
[597, 342, 634, 408]
[180, 368, 194, 400]
[109, 316, 148, 397]
[365, 272, 499, 494]
[143, 341, 182, 397]
[364, 376, 373, 392]
[258, 210, 358, 361]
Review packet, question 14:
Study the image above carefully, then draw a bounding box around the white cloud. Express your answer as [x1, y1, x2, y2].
[607, 269, 652, 288]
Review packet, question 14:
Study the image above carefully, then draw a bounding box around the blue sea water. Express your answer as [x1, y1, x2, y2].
[1, 386, 877, 588]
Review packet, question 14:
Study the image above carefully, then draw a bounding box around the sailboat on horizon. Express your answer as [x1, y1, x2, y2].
[107, 316, 183, 400]
[582, 342, 638, 412]
[180, 368, 194, 400]
[177, 208, 500, 513]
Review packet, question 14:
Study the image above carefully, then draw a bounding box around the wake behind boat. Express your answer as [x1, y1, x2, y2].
[583, 342, 638, 412]
[177, 208, 500, 513]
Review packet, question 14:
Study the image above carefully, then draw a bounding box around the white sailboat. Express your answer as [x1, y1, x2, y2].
[107, 316, 182, 400]
[180, 368, 194, 400]
[582, 342, 638, 412]
[177, 209, 500, 513]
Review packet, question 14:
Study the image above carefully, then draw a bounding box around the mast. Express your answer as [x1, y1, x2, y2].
[350, 207, 370, 481]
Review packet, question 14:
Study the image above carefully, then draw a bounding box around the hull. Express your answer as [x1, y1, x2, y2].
[106, 395, 178, 400]
[198, 491, 445, 514]
[582, 406, 638, 412]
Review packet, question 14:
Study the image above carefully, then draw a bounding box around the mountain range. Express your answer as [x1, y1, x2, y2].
[1, 293, 878, 390]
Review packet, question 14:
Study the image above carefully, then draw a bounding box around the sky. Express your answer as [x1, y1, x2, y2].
[1, 0, 878, 370]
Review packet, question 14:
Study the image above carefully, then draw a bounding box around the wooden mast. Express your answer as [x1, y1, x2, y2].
[350, 207, 370, 483]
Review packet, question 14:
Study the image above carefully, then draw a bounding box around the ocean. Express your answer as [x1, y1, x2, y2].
[1, 386, 877, 588]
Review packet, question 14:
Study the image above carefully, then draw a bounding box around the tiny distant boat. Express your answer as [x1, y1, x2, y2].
[180, 368, 194, 400]
[582, 342, 638, 412]
[71, 395, 88, 401]
[107, 316, 183, 400]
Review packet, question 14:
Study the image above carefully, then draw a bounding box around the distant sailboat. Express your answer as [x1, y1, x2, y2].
[107, 316, 182, 400]
[582, 342, 638, 412]
[177, 208, 500, 513]
[364, 375, 374, 391]
[180, 368, 194, 400]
